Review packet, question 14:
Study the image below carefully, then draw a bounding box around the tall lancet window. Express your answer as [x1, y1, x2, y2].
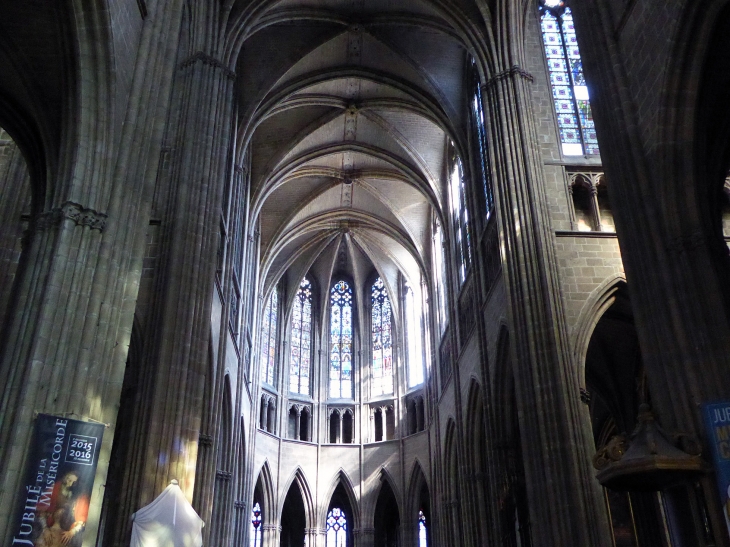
[326, 507, 348, 547]
[371, 277, 393, 396]
[449, 152, 471, 284]
[260, 288, 278, 386]
[472, 63, 494, 217]
[406, 282, 424, 387]
[330, 280, 353, 399]
[290, 277, 312, 395]
[540, 0, 599, 156]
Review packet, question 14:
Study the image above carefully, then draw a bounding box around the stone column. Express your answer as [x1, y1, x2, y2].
[0, 0, 186, 544]
[482, 63, 611, 546]
[119, 41, 237, 521]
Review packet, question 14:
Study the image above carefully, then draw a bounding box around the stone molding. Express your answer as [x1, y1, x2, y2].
[215, 470, 232, 481]
[36, 201, 108, 232]
[482, 65, 534, 89]
[179, 51, 236, 80]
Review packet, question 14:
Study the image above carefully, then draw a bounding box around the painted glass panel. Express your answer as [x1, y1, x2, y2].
[250, 502, 262, 547]
[290, 278, 312, 395]
[326, 507, 347, 547]
[540, 4, 599, 156]
[418, 510, 428, 547]
[260, 288, 278, 386]
[371, 277, 393, 396]
[330, 280, 353, 398]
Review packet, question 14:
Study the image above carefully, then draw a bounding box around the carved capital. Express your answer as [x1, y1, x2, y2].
[199, 433, 213, 446]
[178, 51, 236, 80]
[36, 201, 107, 232]
[216, 470, 232, 481]
[482, 65, 534, 90]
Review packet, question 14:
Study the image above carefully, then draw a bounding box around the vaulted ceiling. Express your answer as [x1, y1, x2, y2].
[235, 0, 483, 304]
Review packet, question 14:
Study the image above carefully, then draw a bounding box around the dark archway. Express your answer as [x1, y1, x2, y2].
[326, 483, 355, 547]
[494, 328, 532, 547]
[374, 478, 400, 547]
[585, 283, 671, 547]
[281, 482, 306, 547]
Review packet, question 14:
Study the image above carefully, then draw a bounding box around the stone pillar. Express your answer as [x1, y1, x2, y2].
[119, 41, 237, 526]
[0, 1, 186, 544]
[481, 63, 611, 546]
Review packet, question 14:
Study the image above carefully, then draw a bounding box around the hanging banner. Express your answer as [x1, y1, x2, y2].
[702, 401, 730, 536]
[11, 414, 105, 547]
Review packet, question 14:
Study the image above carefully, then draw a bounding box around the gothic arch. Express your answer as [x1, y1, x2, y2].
[279, 467, 316, 529]
[465, 378, 489, 541]
[572, 274, 628, 388]
[253, 461, 276, 526]
[364, 466, 402, 527]
[320, 469, 360, 531]
[407, 461, 432, 547]
[373, 469, 402, 547]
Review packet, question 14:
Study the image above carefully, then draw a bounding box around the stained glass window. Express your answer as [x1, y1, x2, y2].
[406, 282, 424, 388]
[418, 510, 428, 547]
[326, 507, 348, 547]
[260, 288, 278, 386]
[330, 280, 353, 399]
[290, 278, 312, 395]
[540, 2, 599, 156]
[250, 502, 262, 547]
[472, 65, 494, 217]
[371, 278, 393, 396]
[449, 153, 472, 284]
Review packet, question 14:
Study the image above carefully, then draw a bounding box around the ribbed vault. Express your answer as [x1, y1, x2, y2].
[234, 0, 482, 300]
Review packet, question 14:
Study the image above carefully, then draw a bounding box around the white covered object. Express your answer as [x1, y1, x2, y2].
[131, 480, 205, 547]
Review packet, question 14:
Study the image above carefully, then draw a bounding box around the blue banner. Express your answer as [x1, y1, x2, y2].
[703, 401, 730, 535]
[11, 414, 105, 547]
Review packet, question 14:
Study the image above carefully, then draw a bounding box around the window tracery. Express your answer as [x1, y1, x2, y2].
[326, 507, 348, 547]
[260, 288, 278, 386]
[539, 1, 599, 156]
[290, 277, 312, 395]
[371, 277, 393, 396]
[330, 280, 353, 399]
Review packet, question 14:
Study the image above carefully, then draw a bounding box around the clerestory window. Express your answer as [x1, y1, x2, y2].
[260, 288, 278, 386]
[371, 277, 393, 397]
[329, 280, 353, 399]
[289, 277, 313, 395]
[448, 147, 472, 285]
[539, 0, 599, 156]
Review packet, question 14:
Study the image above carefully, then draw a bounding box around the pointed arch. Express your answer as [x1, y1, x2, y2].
[572, 274, 628, 388]
[279, 466, 316, 529]
[320, 469, 360, 531]
[443, 417, 461, 545]
[373, 468, 401, 547]
[407, 460, 431, 547]
[253, 460, 276, 526]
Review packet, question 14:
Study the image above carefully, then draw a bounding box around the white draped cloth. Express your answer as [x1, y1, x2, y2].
[130, 480, 205, 547]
